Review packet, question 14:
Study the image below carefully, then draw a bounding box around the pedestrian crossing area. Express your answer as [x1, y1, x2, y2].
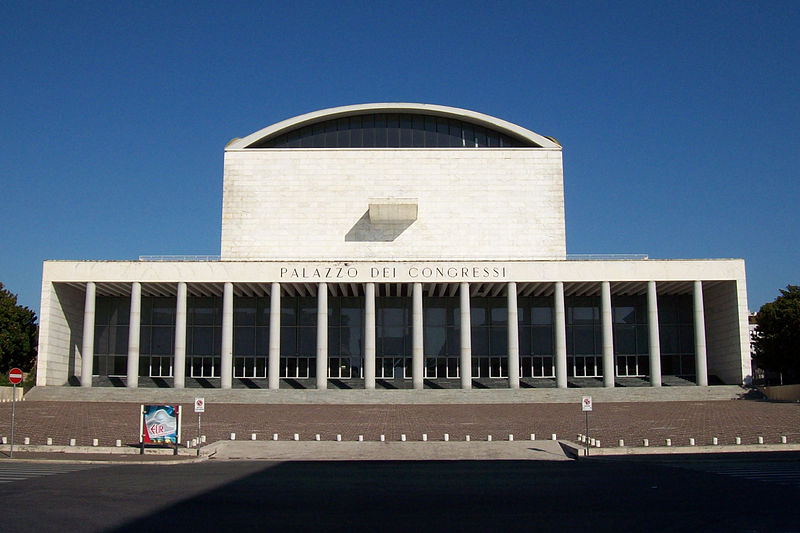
[677, 460, 800, 488]
[0, 463, 99, 484]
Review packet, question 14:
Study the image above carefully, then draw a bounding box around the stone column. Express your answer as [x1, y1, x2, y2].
[693, 280, 709, 386]
[220, 282, 234, 389]
[173, 282, 187, 389]
[364, 283, 376, 390]
[554, 281, 568, 389]
[601, 281, 615, 388]
[80, 281, 96, 387]
[507, 282, 520, 389]
[647, 281, 662, 387]
[459, 282, 472, 389]
[412, 282, 424, 390]
[315, 283, 328, 390]
[268, 282, 281, 390]
[126, 282, 141, 388]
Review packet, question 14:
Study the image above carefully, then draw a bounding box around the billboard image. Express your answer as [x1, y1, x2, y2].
[142, 405, 179, 444]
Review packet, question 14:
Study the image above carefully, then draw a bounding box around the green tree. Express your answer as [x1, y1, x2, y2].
[754, 285, 800, 384]
[0, 283, 38, 374]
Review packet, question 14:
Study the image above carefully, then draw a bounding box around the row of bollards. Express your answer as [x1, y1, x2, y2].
[225, 432, 550, 442]
[2, 434, 791, 447]
[0, 436, 125, 447]
[626, 435, 785, 447]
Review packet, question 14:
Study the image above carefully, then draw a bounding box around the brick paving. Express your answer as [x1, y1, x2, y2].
[0, 400, 798, 448]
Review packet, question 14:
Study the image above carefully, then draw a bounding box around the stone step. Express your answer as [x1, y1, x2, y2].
[23, 384, 747, 404]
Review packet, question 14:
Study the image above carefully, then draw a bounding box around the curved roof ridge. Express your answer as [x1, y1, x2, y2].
[226, 103, 561, 150]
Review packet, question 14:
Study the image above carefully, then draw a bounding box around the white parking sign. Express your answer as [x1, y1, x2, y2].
[581, 396, 593, 412]
[194, 397, 205, 413]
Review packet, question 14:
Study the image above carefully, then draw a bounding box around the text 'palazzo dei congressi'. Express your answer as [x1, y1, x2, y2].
[36, 103, 751, 391]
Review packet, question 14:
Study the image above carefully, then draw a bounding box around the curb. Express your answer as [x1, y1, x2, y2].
[562, 441, 800, 458]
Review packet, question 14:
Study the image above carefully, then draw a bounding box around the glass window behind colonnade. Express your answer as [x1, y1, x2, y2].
[566, 296, 602, 378]
[280, 296, 316, 378]
[93, 297, 129, 377]
[233, 296, 270, 379]
[186, 296, 222, 379]
[518, 296, 555, 378]
[423, 296, 460, 379]
[328, 296, 364, 379]
[613, 295, 649, 377]
[658, 294, 695, 378]
[471, 297, 508, 378]
[139, 296, 176, 378]
[376, 296, 411, 379]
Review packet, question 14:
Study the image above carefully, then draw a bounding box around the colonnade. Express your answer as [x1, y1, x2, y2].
[79, 280, 709, 389]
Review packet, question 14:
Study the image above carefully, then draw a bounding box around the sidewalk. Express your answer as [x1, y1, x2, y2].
[1, 398, 798, 462]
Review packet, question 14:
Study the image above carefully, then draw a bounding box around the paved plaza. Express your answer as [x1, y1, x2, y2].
[1, 397, 798, 450]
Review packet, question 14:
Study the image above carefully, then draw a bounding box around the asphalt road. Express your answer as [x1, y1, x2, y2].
[1, 453, 798, 532]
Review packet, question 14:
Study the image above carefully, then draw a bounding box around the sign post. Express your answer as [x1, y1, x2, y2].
[581, 396, 593, 457]
[8, 368, 23, 459]
[194, 397, 205, 457]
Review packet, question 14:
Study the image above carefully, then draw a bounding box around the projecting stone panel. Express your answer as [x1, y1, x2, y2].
[220, 149, 566, 260]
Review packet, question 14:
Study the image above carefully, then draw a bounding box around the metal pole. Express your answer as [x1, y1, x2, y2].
[585, 411, 589, 457]
[10, 383, 16, 459]
[197, 412, 201, 457]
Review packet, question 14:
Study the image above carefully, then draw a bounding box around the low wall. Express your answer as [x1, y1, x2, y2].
[762, 384, 800, 401]
[0, 386, 24, 402]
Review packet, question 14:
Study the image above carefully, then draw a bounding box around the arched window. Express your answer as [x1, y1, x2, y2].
[247, 113, 533, 148]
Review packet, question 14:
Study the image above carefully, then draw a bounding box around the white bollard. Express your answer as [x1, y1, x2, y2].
[618, 439, 624, 447]
[24, 437, 30, 445]
[358, 435, 363, 442]
[293, 433, 299, 441]
[1, 437, 6, 444]
[712, 437, 719, 445]
[47, 438, 54, 446]
[487, 435, 492, 442]
[380, 434, 385, 442]
[422, 433, 427, 442]
[336, 434, 342, 442]
[115, 439, 122, 447]
[273, 433, 279, 441]
[315, 434, 321, 441]
[230, 433, 236, 441]
[530, 433, 535, 441]
[465, 435, 470, 442]
[509, 434, 514, 442]
[781, 436, 788, 444]
[401, 434, 406, 442]
[443, 433, 449, 442]
[551, 433, 557, 441]
[689, 437, 695, 446]
[92, 438, 98, 447]
[192, 438, 197, 447]
[643, 439, 649, 447]
[757, 436, 764, 444]
[665, 438, 671, 447]
[735, 437, 741, 445]
[595, 440, 600, 448]
[69, 438, 76, 447]
[251, 433, 257, 441]
[201, 435, 206, 443]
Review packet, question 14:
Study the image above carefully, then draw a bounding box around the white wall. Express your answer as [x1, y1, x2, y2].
[221, 148, 566, 261]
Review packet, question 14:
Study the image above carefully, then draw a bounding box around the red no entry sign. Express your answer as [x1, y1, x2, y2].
[8, 368, 23, 385]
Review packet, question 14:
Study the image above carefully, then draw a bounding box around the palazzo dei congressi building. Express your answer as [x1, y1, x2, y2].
[36, 103, 751, 391]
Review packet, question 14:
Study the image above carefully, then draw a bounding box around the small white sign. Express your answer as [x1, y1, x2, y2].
[581, 396, 593, 412]
[194, 397, 205, 413]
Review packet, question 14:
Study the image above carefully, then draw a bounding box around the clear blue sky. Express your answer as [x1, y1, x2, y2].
[2, 1, 798, 315]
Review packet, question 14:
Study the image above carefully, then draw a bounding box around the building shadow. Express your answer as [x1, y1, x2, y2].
[345, 211, 414, 242]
